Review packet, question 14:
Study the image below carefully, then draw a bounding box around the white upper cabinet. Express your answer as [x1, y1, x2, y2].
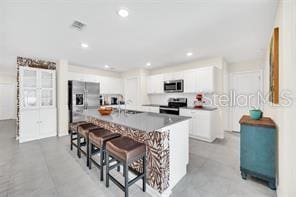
[40, 70, 56, 108]
[147, 74, 164, 94]
[100, 76, 123, 95]
[163, 72, 184, 81]
[147, 66, 218, 94]
[68, 72, 123, 95]
[183, 69, 197, 93]
[20, 67, 56, 109]
[196, 66, 216, 93]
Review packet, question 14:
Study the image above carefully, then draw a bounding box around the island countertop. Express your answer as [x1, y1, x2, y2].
[79, 109, 191, 132]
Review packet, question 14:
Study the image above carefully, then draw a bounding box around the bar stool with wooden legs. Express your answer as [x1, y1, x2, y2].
[88, 128, 121, 181]
[77, 123, 102, 166]
[105, 136, 147, 197]
[69, 121, 88, 151]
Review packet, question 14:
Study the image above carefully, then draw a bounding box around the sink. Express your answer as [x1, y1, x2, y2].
[112, 108, 144, 114]
[124, 110, 143, 114]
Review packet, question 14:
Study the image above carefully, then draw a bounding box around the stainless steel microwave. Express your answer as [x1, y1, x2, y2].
[164, 80, 184, 93]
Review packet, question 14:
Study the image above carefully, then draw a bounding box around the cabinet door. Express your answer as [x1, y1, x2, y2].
[113, 78, 123, 94]
[196, 67, 214, 93]
[179, 109, 193, 135]
[191, 111, 211, 139]
[98, 76, 107, 94]
[19, 110, 39, 143]
[153, 74, 164, 93]
[39, 108, 57, 138]
[147, 75, 164, 94]
[20, 68, 39, 109]
[40, 70, 56, 108]
[107, 77, 123, 94]
[147, 76, 154, 94]
[183, 69, 197, 93]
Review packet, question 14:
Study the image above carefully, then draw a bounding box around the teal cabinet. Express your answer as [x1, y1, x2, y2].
[239, 115, 276, 190]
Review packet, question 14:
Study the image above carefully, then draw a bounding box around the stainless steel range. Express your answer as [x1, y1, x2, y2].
[159, 98, 187, 115]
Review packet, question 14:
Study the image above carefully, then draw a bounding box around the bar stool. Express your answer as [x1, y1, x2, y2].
[88, 128, 121, 181]
[77, 123, 102, 166]
[105, 136, 147, 197]
[69, 121, 88, 151]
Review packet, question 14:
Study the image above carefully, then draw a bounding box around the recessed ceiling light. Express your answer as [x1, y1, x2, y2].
[81, 43, 89, 49]
[104, 65, 110, 69]
[118, 8, 129, 18]
[146, 62, 151, 66]
[186, 52, 193, 57]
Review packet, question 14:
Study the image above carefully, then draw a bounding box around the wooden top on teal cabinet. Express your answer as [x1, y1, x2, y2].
[239, 115, 276, 128]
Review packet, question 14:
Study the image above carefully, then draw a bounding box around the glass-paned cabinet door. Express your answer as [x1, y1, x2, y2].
[41, 71, 54, 88]
[40, 89, 53, 107]
[23, 89, 38, 108]
[23, 69, 37, 88]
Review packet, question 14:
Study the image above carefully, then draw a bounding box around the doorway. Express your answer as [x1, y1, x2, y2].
[229, 70, 263, 132]
[0, 84, 16, 120]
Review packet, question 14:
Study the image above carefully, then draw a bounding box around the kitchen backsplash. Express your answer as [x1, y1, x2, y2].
[148, 93, 214, 107]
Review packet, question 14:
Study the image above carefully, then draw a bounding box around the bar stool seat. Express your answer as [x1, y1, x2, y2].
[69, 121, 88, 133]
[106, 136, 147, 197]
[88, 129, 121, 181]
[106, 137, 146, 162]
[78, 123, 101, 138]
[89, 130, 121, 148]
[69, 121, 89, 151]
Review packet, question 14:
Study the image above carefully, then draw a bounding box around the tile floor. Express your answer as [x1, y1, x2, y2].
[0, 120, 276, 197]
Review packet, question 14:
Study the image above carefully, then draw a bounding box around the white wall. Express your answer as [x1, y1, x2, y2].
[68, 64, 121, 78]
[227, 59, 265, 73]
[0, 73, 17, 119]
[0, 73, 16, 84]
[263, 1, 296, 196]
[56, 60, 69, 136]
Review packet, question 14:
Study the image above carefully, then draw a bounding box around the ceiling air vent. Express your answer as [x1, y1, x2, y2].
[71, 20, 86, 31]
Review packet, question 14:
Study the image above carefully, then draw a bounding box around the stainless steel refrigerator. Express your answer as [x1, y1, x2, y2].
[68, 80, 100, 123]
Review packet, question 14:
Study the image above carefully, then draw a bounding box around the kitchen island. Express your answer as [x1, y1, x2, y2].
[79, 109, 191, 197]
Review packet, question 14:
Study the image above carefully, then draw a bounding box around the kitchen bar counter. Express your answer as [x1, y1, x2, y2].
[80, 109, 190, 132]
[78, 109, 190, 197]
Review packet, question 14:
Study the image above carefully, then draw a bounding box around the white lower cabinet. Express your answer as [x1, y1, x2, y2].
[19, 108, 57, 143]
[39, 108, 57, 139]
[19, 110, 39, 142]
[180, 108, 219, 142]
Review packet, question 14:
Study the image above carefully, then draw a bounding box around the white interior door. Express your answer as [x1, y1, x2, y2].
[124, 77, 139, 110]
[0, 84, 16, 120]
[229, 71, 263, 132]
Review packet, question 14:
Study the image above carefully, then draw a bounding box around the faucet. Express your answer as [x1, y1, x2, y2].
[118, 101, 121, 114]
[124, 99, 133, 114]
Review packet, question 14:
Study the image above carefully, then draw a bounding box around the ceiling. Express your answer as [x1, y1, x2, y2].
[0, 0, 278, 73]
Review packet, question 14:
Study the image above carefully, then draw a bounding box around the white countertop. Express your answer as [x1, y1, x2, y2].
[79, 109, 191, 132]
